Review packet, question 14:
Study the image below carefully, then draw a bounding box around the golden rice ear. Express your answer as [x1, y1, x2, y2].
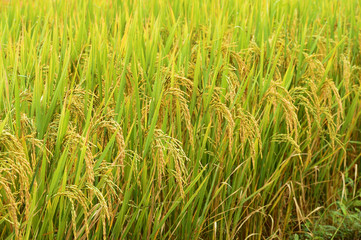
[153, 129, 189, 198]
[210, 96, 235, 153]
[86, 184, 111, 240]
[290, 86, 316, 166]
[161, 67, 194, 94]
[272, 134, 301, 155]
[63, 128, 95, 184]
[236, 107, 262, 165]
[163, 86, 194, 146]
[0, 129, 33, 226]
[262, 81, 299, 141]
[69, 198, 78, 239]
[55, 186, 90, 240]
[0, 177, 19, 238]
[321, 79, 344, 131]
[153, 137, 166, 189]
[91, 111, 126, 179]
[301, 76, 344, 150]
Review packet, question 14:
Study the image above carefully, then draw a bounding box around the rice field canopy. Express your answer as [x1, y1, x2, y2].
[0, 0, 361, 239]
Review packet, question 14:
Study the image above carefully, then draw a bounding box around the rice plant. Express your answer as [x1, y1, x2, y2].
[0, 0, 360, 239]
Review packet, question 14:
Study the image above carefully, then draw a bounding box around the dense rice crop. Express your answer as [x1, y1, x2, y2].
[0, 0, 361, 239]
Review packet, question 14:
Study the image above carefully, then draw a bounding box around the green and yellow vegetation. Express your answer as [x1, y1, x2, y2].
[0, 0, 360, 239]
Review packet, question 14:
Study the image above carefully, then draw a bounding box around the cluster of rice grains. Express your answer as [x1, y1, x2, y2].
[0, 0, 360, 239]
